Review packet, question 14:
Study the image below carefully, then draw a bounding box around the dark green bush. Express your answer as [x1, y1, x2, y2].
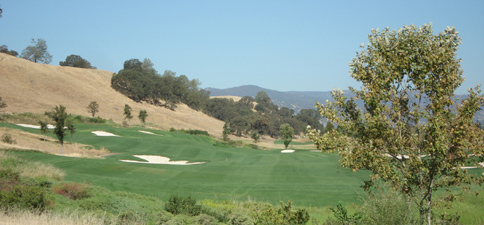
[165, 194, 202, 216]
[88, 116, 106, 124]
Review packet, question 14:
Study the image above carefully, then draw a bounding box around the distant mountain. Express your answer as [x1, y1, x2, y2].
[206, 85, 484, 122]
[206, 85, 347, 112]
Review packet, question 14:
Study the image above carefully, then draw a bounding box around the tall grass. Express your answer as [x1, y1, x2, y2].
[0, 209, 106, 225]
[0, 150, 64, 180]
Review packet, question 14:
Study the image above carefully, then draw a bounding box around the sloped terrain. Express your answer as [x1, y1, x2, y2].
[0, 53, 224, 136]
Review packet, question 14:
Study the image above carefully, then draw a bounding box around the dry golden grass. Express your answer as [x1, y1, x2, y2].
[210, 95, 243, 102]
[0, 53, 224, 137]
[0, 209, 106, 225]
[0, 127, 110, 158]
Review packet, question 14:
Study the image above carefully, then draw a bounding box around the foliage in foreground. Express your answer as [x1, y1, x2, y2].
[308, 23, 484, 224]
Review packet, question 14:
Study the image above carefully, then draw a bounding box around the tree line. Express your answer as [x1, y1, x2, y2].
[111, 58, 325, 138]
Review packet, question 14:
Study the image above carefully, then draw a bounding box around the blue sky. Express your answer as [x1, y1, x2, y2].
[1, 1, 483, 93]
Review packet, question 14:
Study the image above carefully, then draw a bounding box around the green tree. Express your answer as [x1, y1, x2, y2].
[87, 101, 99, 117]
[251, 131, 261, 143]
[223, 122, 231, 142]
[138, 109, 148, 123]
[51, 105, 75, 154]
[60, 54, 95, 68]
[0, 45, 19, 57]
[21, 38, 52, 64]
[123, 104, 133, 120]
[255, 91, 271, 104]
[307, 23, 484, 225]
[279, 123, 294, 149]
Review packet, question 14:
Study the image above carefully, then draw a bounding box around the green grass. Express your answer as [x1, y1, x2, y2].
[1, 122, 371, 207]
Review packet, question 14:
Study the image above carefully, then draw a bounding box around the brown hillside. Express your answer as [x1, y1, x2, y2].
[0, 53, 224, 136]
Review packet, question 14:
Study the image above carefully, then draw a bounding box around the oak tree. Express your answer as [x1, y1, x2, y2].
[21, 38, 52, 64]
[308, 23, 484, 224]
[87, 101, 99, 117]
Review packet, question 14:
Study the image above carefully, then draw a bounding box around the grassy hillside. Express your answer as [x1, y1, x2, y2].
[0, 53, 224, 136]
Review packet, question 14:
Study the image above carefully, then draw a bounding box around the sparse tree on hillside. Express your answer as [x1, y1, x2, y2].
[21, 38, 52, 64]
[124, 104, 133, 120]
[60, 54, 95, 69]
[51, 105, 75, 154]
[87, 101, 99, 117]
[307, 23, 484, 225]
[280, 123, 294, 149]
[138, 109, 148, 123]
[0, 45, 19, 57]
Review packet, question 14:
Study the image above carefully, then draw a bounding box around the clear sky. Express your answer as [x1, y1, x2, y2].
[1, 1, 483, 94]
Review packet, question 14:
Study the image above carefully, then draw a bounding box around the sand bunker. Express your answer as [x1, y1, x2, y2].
[120, 155, 204, 165]
[91, 131, 120, 137]
[281, 150, 295, 153]
[17, 124, 55, 129]
[139, 130, 156, 135]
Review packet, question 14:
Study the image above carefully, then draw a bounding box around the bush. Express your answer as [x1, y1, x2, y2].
[0, 168, 49, 210]
[88, 116, 106, 124]
[356, 185, 418, 225]
[53, 181, 91, 200]
[325, 203, 361, 225]
[165, 194, 202, 216]
[1, 133, 16, 144]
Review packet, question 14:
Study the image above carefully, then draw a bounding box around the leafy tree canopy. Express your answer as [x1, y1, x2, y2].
[307, 23, 484, 224]
[0, 45, 18, 57]
[60, 54, 95, 68]
[21, 38, 52, 64]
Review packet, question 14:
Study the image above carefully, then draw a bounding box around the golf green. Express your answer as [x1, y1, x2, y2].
[3, 123, 371, 207]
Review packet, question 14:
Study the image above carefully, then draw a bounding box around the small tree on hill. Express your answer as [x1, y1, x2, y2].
[307, 23, 484, 225]
[51, 105, 75, 154]
[123, 104, 133, 120]
[280, 123, 294, 149]
[60, 54, 95, 68]
[0, 45, 19, 57]
[138, 109, 148, 123]
[223, 122, 231, 142]
[87, 101, 99, 117]
[21, 38, 52, 64]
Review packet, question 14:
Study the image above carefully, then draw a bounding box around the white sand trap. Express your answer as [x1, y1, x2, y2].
[139, 130, 156, 135]
[120, 155, 204, 165]
[91, 131, 120, 137]
[281, 150, 295, 153]
[17, 124, 55, 129]
[460, 162, 484, 169]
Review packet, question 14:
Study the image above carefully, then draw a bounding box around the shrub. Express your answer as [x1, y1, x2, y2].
[165, 194, 202, 216]
[53, 181, 91, 200]
[88, 116, 106, 124]
[1, 133, 17, 144]
[0, 168, 49, 210]
[325, 203, 361, 225]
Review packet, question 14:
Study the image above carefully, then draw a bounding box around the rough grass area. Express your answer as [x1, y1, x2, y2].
[0, 150, 64, 180]
[0, 125, 110, 158]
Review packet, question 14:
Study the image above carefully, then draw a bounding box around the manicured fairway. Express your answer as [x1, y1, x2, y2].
[3, 123, 371, 207]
